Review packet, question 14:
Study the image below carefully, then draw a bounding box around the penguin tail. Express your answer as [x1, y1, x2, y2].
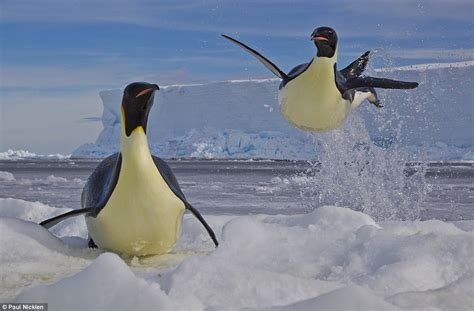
[346, 76, 419, 90]
[185, 203, 219, 247]
[222, 34, 288, 80]
[40, 207, 93, 229]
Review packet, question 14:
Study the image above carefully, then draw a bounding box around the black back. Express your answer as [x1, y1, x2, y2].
[81, 153, 122, 216]
[279, 60, 313, 89]
[151, 155, 187, 201]
[280, 51, 371, 90]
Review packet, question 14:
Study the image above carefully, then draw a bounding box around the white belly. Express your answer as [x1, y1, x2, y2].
[279, 57, 351, 132]
[86, 128, 185, 256]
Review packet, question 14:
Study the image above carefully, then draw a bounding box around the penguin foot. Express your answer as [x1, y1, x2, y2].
[366, 87, 383, 108]
[372, 100, 383, 108]
[88, 238, 98, 248]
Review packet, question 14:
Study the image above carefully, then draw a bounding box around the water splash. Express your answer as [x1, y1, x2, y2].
[297, 113, 427, 220]
[365, 48, 396, 75]
[296, 50, 428, 220]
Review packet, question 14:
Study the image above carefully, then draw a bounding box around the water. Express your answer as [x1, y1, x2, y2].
[301, 113, 427, 221]
[0, 159, 472, 221]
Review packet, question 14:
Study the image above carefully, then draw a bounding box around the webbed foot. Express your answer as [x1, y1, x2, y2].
[372, 100, 383, 108]
[88, 238, 98, 248]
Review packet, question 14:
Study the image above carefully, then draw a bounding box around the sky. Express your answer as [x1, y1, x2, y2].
[1, 0, 473, 154]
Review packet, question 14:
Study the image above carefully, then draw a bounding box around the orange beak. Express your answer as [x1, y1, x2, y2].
[313, 36, 329, 42]
[135, 87, 155, 98]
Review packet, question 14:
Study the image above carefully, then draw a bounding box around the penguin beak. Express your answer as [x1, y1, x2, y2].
[136, 84, 160, 98]
[311, 35, 329, 42]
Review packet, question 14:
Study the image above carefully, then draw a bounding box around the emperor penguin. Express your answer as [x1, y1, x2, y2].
[222, 27, 419, 132]
[40, 82, 218, 256]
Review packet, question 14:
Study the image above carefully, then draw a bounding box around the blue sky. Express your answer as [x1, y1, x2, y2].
[1, 0, 473, 154]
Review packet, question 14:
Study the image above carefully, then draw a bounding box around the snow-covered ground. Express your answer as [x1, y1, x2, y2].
[73, 61, 474, 161]
[1, 197, 473, 310]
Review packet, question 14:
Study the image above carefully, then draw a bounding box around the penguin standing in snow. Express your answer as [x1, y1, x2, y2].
[40, 82, 218, 256]
[222, 27, 418, 132]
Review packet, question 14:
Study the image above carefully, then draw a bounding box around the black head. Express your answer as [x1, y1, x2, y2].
[122, 82, 160, 136]
[311, 27, 338, 58]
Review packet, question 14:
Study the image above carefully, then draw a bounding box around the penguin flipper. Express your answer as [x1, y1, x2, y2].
[40, 207, 93, 229]
[345, 76, 419, 90]
[185, 203, 219, 247]
[151, 156, 218, 247]
[222, 34, 288, 80]
[152, 156, 186, 199]
[340, 51, 370, 78]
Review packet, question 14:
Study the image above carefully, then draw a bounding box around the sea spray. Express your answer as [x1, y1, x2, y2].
[297, 113, 427, 220]
[296, 51, 428, 220]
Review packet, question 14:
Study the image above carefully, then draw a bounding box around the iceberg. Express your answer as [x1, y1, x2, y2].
[73, 61, 474, 161]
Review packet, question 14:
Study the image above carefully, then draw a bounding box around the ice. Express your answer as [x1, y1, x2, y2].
[1, 199, 472, 310]
[0, 198, 88, 242]
[0, 171, 84, 187]
[16, 253, 173, 311]
[387, 276, 474, 310]
[270, 285, 398, 311]
[0, 149, 37, 159]
[0, 198, 71, 223]
[73, 61, 474, 161]
[0, 171, 15, 182]
[0, 218, 94, 300]
[0, 149, 68, 160]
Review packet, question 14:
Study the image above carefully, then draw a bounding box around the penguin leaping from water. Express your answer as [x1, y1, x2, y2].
[222, 27, 419, 132]
[40, 82, 218, 256]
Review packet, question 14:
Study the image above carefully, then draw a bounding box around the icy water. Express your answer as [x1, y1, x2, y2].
[0, 159, 472, 221]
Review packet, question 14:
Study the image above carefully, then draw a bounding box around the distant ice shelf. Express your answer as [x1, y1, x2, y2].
[72, 61, 474, 161]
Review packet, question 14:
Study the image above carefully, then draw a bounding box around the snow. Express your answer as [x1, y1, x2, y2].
[1, 198, 472, 310]
[0, 198, 71, 222]
[73, 61, 474, 161]
[270, 285, 399, 311]
[16, 253, 172, 311]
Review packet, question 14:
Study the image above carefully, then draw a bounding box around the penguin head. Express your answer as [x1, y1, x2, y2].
[121, 82, 160, 136]
[311, 26, 338, 58]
